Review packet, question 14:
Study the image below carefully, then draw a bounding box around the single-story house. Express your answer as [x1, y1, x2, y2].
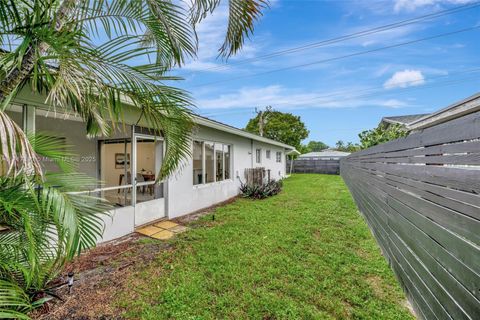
[379, 113, 429, 129]
[298, 149, 351, 160]
[6, 89, 296, 243]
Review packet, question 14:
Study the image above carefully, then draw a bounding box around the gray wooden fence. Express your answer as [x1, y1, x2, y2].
[340, 111, 480, 319]
[287, 159, 340, 174]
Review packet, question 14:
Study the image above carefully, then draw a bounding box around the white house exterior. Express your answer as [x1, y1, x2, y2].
[6, 89, 296, 243]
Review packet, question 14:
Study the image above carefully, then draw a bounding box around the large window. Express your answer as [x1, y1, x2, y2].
[134, 137, 163, 204]
[266, 150, 271, 159]
[99, 138, 133, 207]
[256, 149, 261, 163]
[193, 140, 232, 185]
[98, 136, 163, 206]
[276, 151, 282, 163]
[224, 145, 231, 180]
[215, 144, 224, 181]
[193, 141, 203, 185]
[205, 142, 215, 183]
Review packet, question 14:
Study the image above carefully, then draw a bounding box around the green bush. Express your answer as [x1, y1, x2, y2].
[240, 180, 283, 199]
[358, 124, 408, 149]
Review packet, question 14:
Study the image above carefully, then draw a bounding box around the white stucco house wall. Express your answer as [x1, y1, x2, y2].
[6, 88, 296, 243]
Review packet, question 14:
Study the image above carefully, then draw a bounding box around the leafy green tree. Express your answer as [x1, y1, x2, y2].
[335, 140, 360, 153]
[358, 124, 408, 149]
[245, 110, 309, 150]
[335, 140, 346, 150]
[306, 141, 329, 152]
[298, 144, 311, 154]
[345, 142, 361, 152]
[0, 0, 265, 316]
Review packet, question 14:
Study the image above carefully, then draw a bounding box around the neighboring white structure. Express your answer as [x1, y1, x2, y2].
[7, 89, 296, 243]
[298, 149, 350, 160]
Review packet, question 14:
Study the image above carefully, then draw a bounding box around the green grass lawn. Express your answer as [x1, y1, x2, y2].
[117, 174, 413, 319]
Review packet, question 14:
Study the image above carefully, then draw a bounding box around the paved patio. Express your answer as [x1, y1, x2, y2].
[136, 220, 189, 240]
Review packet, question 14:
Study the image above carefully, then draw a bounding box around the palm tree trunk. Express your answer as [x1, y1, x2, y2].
[0, 0, 75, 104]
[0, 48, 37, 102]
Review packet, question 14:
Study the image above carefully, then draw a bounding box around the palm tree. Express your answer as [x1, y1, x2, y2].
[0, 0, 268, 177]
[0, 0, 268, 317]
[0, 132, 112, 318]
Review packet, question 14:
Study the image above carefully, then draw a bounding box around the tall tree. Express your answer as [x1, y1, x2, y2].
[335, 140, 360, 152]
[245, 110, 309, 150]
[255, 106, 273, 136]
[306, 140, 329, 152]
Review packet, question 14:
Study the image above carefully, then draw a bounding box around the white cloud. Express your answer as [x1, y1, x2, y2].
[381, 99, 409, 108]
[375, 65, 393, 77]
[393, 0, 475, 12]
[196, 85, 412, 110]
[197, 85, 315, 109]
[384, 69, 425, 89]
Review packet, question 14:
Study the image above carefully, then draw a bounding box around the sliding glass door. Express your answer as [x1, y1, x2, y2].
[132, 133, 165, 226]
[97, 128, 165, 227]
[99, 138, 133, 207]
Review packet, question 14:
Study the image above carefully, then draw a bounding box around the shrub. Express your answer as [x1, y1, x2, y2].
[240, 180, 283, 199]
[358, 123, 408, 149]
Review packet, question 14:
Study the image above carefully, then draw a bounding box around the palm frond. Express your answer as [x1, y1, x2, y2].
[137, 96, 195, 179]
[144, 0, 197, 66]
[188, 0, 221, 24]
[40, 173, 111, 258]
[0, 280, 31, 319]
[187, 0, 268, 58]
[0, 111, 42, 178]
[72, 0, 197, 67]
[28, 133, 77, 174]
[220, 0, 268, 58]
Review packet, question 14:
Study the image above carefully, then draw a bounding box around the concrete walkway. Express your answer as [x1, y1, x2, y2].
[136, 220, 189, 240]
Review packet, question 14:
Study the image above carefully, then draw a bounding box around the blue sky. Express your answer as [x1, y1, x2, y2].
[173, 0, 480, 146]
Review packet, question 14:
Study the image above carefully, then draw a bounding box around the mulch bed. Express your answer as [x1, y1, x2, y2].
[31, 234, 171, 320]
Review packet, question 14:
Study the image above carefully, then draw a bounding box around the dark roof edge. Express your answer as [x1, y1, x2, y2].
[408, 92, 480, 130]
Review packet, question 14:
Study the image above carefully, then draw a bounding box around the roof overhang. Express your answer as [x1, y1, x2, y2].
[286, 149, 301, 156]
[9, 88, 296, 151]
[381, 117, 403, 125]
[407, 92, 480, 130]
[193, 115, 296, 150]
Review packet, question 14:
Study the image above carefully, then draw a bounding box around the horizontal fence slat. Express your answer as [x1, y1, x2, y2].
[341, 110, 480, 319]
[352, 153, 480, 166]
[353, 140, 480, 160]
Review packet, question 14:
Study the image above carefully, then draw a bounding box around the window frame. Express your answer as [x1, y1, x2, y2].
[193, 139, 233, 187]
[204, 141, 215, 184]
[224, 144, 231, 180]
[192, 140, 204, 185]
[266, 149, 271, 159]
[256, 148, 262, 164]
[276, 151, 282, 163]
[215, 143, 224, 182]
